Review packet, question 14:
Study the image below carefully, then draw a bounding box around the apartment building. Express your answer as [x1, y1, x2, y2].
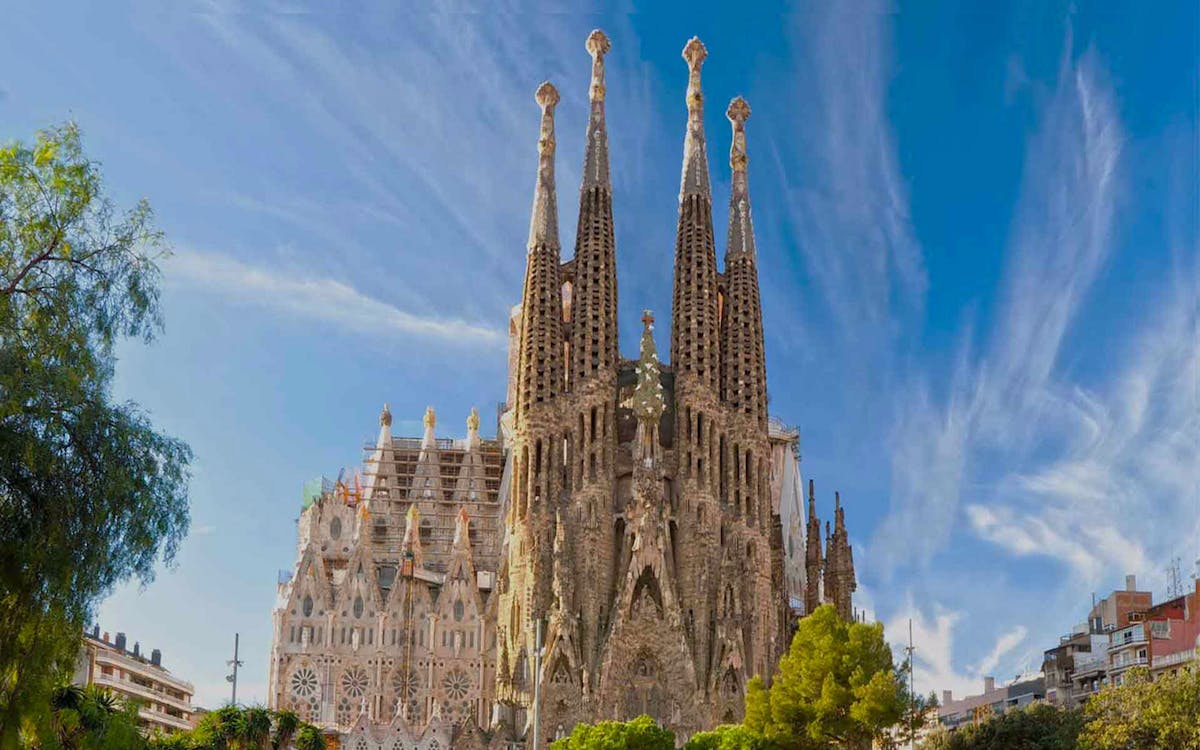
[73, 626, 196, 734]
[936, 676, 1045, 732]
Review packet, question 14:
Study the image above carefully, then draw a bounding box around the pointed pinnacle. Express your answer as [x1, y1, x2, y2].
[529, 81, 561, 249]
[586, 30, 611, 102]
[380, 403, 392, 427]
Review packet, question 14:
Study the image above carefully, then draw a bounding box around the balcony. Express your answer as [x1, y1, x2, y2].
[1109, 655, 1149, 671]
[1109, 631, 1147, 649]
[1153, 650, 1196, 670]
[93, 672, 194, 714]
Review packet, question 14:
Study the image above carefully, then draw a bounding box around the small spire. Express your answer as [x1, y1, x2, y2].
[679, 37, 711, 200]
[466, 407, 481, 449]
[835, 490, 840, 512]
[581, 30, 612, 190]
[726, 96, 756, 257]
[421, 405, 436, 448]
[528, 81, 561, 250]
[630, 310, 665, 426]
[380, 403, 393, 427]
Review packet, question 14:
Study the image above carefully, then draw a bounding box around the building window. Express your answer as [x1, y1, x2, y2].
[454, 600, 465, 622]
[353, 596, 364, 618]
[302, 596, 314, 617]
[330, 517, 342, 539]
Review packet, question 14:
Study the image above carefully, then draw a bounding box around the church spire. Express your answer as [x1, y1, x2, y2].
[671, 37, 720, 392]
[725, 96, 755, 258]
[527, 82, 561, 251]
[720, 96, 767, 424]
[679, 37, 711, 199]
[570, 31, 619, 388]
[515, 82, 565, 418]
[581, 29, 611, 189]
[804, 479, 823, 616]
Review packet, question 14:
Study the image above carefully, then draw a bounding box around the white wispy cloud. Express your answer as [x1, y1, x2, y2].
[874, 42, 1130, 575]
[169, 250, 504, 344]
[773, 0, 927, 344]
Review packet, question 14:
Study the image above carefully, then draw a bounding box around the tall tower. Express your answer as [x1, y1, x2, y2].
[496, 81, 566, 710]
[669, 38, 723, 695]
[720, 97, 767, 432]
[564, 29, 620, 681]
[671, 38, 721, 394]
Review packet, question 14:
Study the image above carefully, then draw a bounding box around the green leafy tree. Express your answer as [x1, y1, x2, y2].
[0, 123, 190, 744]
[916, 703, 1083, 750]
[1079, 666, 1200, 750]
[746, 605, 906, 749]
[549, 715, 675, 750]
[684, 724, 771, 750]
[147, 707, 324, 750]
[23, 684, 145, 750]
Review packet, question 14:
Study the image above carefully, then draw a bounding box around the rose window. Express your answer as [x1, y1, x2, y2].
[391, 668, 418, 699]
[290, 666, 319, 698]
[442, 668, 472, 700]
[340, 666, 369, 697]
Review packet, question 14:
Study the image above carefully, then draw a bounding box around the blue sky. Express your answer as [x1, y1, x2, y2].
[2, 2, 1196, 707]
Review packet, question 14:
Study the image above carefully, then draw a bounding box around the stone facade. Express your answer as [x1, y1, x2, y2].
[267, 30, 856, 748]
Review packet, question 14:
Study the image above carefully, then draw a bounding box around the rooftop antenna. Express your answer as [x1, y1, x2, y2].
[1168, 557, 1184, 599]
[907, 619, 917, 750]
[226, 633, 244, 705]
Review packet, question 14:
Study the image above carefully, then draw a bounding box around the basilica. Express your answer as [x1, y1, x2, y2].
[267, 31, 856, 749]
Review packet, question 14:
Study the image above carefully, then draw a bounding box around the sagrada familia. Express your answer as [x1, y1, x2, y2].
[267, 31, 857, 749]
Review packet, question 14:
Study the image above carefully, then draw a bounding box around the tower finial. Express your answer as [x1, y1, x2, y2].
[679, 37, 711, 199]
[380, 402, 392, 427]
[581, 32, 612, 189]
[726, 96, 756, 258]
[528, 82, 561, 250]
[586, 30, 611, 101]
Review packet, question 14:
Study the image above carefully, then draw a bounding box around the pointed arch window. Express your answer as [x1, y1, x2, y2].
[302, 595, 314, 617]
[330, 517, 342, 539]
[453, 600, 465, 622]
[353, 595, 364, 618]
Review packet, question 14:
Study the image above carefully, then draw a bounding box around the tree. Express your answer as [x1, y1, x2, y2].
[0, 123, 191, 745]
[147, 706, 325, 750]
[1079, 666, 1200, 750]
[745, 605, 906, 749]
[684, 724, 771, 750]
[549, 715, 675, 750]
[23, 684, 145, 750]
[917, 703, 1083, 750]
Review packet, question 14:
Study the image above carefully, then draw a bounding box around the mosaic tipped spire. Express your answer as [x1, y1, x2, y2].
[581, 30, 612, 189]
[726, 96, 755, 257]
[679, 37, 711, 199]
[528, 81, 561, 250]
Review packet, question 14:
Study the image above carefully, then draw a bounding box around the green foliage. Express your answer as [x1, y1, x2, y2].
[549, 715, 675, 750]
[1079, 667, 1200, 750]
[917, 703, 1083, 750]
[0, 123, 190, 745]
[145, 706, 324, 750]
[21, 684, 144, 750]
[747, 605, 906, 749]
[684, 724, 771, 750]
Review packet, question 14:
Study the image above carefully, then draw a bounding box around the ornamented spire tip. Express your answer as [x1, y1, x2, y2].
[586, 29, 611, 58]
[727, 96, 751, 124]
[535, 81, 560, 110]
[682, 36, 707, 69]
[380, 403, 392, 427]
